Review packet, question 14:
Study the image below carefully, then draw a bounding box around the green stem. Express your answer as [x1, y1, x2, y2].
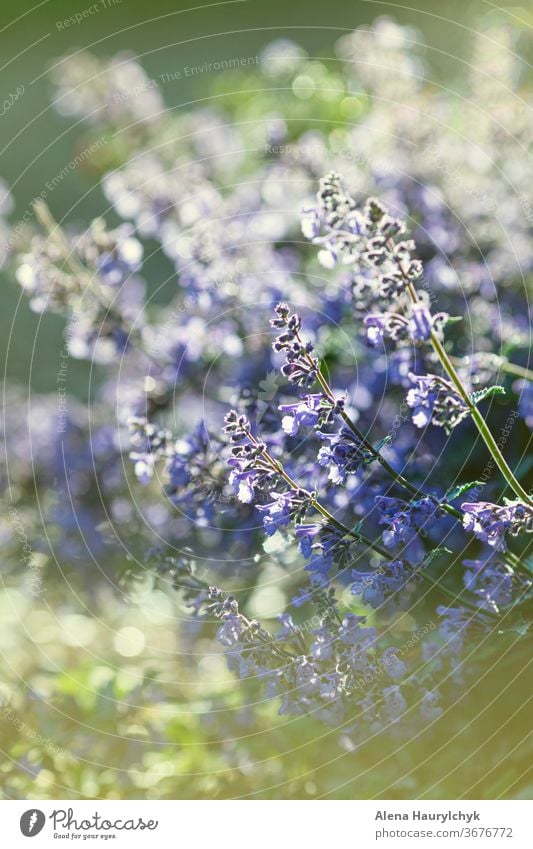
[248, 431, 491, 614]
[298, 326, 528, 577]
[501, 360, 533, 382]
[451, 355, 533, 384]
[297, 330, 463, 518]
[430, 326, 531, 505]
[400, 279, 531, 505]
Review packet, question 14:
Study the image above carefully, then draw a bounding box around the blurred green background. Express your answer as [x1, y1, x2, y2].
[1, 0, 530, 392]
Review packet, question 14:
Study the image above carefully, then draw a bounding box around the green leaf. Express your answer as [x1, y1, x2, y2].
[422, 546, 452, 566]
[470, 385, 506, 406]
[446, 480, 484, 501]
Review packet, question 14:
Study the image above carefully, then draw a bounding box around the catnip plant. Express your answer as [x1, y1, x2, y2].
[6, 17, 533, 740]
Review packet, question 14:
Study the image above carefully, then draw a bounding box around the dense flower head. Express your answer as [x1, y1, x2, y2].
[376, 495, 441, 551]
[462, 501, 533, 551]
[406, 372, 470, 432]
[271, 302, 319, 387]
[317, 427, 373, 484]
[301, 173, 422, 299]
[364, 303, 448, 346]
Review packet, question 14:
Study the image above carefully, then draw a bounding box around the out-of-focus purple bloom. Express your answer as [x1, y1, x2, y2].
[304, 550, 333, 580]
[216, 614, 247, 646]
[437, 606, 471, 656]
[310, 625, 335, 661]
[462, 557, 522, 612]
[514, 378, 533, 429]
[351, 560, 409, 608]
[381, 647, 408, 680]
[383, 685, 407, 721]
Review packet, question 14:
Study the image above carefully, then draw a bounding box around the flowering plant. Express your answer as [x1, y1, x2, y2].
[3, 17, 533, 791]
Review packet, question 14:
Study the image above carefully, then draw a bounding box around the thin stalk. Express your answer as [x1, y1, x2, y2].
[247, 431, 491, 614]
[500, 360, 533, 382]
[296, 331, 464, 513]
[450, 355, 533, 384]
[413, 294, 532, 506]
[297, 327, 529, 577]
[371, 231, 533, 505]
[320, 229, 531, 504]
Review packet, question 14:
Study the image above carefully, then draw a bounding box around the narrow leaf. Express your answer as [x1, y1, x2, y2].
[470, 385, 506, 406]
[446, 480, 484, 501]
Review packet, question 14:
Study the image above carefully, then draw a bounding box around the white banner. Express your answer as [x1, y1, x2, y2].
[2, 800, 531, 848]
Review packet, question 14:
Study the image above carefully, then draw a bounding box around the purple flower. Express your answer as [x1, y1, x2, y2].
[406, 372, 469, 432]
[216, 613, 247, 646]
[408, 303, 433, 341]
[462, 558, 519, 612]
[295, 523, 322, 558]
[279, 394, 323, 435]
[462, 500, 533, 551]
[351, 560, 409, 608]
[256, 491, 293, 535]
[227, 460, 259, 503]
[364, 311, 408, 346]
[376, 495, 440, 549]
[317, 427, 371, 484]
